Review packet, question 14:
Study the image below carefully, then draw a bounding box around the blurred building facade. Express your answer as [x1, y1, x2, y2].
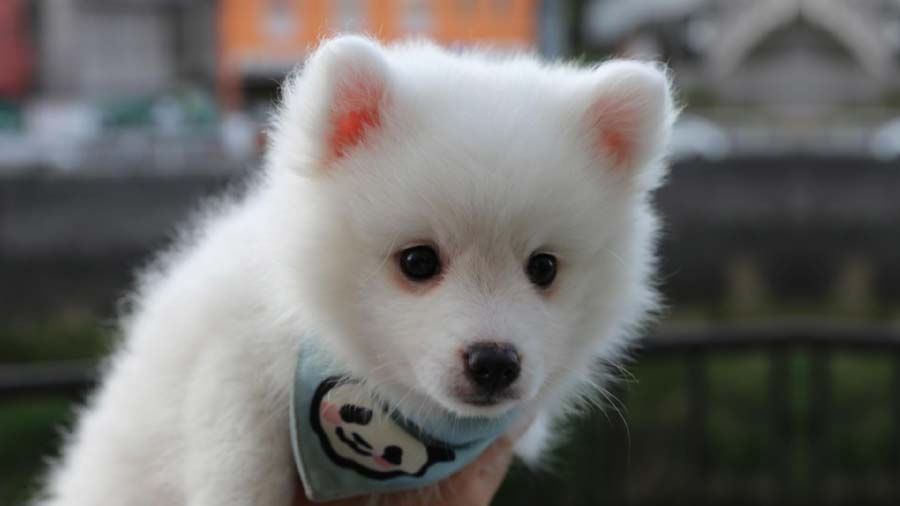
[0, 0, 33, 100]
[581, 0, 900, 156]
[583, 0, 900, 104]
[0, 0, 222, 172]
[35, 0, 216, 99]
[217, 0, 550, 109]
[0, 0, 571, 172]
[223, 0, 576, 109]
[2, 0, 900, 171]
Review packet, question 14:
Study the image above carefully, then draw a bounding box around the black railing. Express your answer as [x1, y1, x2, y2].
[0, 359, 98, 398]
[5, 320, 900, 505]
[639, 320, 900, 505]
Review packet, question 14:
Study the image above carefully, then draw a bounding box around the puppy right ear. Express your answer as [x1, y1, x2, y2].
[576, 60, 676, 189]
[272, 35, 391, 172]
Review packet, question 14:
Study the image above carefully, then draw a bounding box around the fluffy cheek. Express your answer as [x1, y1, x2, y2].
[358, 285, 466, 397]
[281, 190, 398, 377]
[511, 306, 576, 405]
[533, 249, 646, 406]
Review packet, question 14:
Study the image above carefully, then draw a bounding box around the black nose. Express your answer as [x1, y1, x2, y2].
[464, 343, 520, 393]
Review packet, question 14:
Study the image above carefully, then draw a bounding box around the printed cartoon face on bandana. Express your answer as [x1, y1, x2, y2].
[310, 378, 456, 479]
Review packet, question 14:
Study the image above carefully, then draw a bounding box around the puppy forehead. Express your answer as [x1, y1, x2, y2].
[340, 143, 610, 256]
[330, 66, 623, 251]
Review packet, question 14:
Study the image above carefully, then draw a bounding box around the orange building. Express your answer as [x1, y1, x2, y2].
[218, 0, 538, 109]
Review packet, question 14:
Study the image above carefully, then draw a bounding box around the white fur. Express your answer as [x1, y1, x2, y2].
[35, 36, 676, 505]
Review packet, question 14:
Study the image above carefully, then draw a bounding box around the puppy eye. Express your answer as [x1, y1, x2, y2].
[398, 245, 441, 281]
[526, 253, 557, 288]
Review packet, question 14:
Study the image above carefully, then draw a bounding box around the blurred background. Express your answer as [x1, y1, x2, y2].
[2, 0, 900, 504]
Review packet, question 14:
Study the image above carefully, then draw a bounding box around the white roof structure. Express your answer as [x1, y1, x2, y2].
[584, 0, 896, 82]
[709, 0, 892, 79]
[585, 0, 709, 43]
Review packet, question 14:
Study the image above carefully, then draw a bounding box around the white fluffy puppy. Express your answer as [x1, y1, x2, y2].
[36, 36, 676, 506]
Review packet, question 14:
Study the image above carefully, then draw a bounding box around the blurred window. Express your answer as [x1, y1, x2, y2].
[491, 0, 512, 12]
[81, 8, 173, 97]
[457, 0, 477, 14]
[402, 0, 432, 35]
[336, 0, 367, 33]
[264, 0, 300, 40]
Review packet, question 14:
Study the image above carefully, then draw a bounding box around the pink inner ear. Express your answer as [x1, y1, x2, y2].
[328, 79, 383, 159]
[592, 97, 636, 168]
[331, 107, 380, 158]
[600, 128, 630, 167]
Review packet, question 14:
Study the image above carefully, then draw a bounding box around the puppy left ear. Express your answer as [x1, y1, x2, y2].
[581, 61, 676, 181]
[272, 35, 391, 172]
[315, 36, 389, 160]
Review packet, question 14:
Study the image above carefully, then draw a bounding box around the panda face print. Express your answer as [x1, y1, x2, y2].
[310, 378, 455, 479]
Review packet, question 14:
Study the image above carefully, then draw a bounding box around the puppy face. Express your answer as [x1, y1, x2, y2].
[271, 37, 675, 419]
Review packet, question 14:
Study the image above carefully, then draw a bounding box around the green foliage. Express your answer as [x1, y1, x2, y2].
[0, 321, 112, 364]
[0, 399, 74, 506]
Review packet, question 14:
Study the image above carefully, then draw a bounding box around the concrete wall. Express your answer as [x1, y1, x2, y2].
[2, 157, 900, 317]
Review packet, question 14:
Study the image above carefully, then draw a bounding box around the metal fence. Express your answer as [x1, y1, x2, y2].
[5, 320, 900, 505]
[639, 320, 900, 504]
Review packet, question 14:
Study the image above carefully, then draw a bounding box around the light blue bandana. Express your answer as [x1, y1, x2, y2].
[290, 344, 521, 502]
